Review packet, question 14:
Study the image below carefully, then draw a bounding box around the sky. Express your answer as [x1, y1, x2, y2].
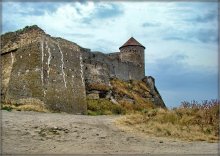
[2, 1, 219, 108]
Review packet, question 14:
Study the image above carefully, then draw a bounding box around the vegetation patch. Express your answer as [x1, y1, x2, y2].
[117, 100, 219, 142]
[87, 98, 126, 115]
[1, 98, 49, 112]
[87, 83, 111, 91]
[86, 78, 163, 115]
[110, 78, 155, 110]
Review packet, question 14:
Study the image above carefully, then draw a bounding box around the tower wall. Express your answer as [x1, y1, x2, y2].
[119, 45, 145, 80]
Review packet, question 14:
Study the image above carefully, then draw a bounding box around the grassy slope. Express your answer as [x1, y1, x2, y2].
[117, 100, 219, 142]
[87, 78, 159, 115]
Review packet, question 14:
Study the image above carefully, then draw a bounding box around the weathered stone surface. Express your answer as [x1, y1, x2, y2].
[1, 25, 166, 113]
[142, 76, 166, 108]
[1, 25, 87, 114]
[87, 93, 99, 100]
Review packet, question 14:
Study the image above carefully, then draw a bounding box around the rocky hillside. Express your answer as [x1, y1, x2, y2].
[86, 77, 166, 115]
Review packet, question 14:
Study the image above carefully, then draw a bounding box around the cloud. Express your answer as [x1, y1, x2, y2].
[163, 28, 218, 43]
[93, 3, 123, 19]
[2, 2, 58, 16]
[157, 3, 218, 44]
[193, 28, 218, 43]
[64, 33, 94, 39]
[142, 22, 160, 27]
[64, 2, 123, 25]
[20, 3, 58, 16]
[163, 36, 186, 42]
[186, 10, 217, 23]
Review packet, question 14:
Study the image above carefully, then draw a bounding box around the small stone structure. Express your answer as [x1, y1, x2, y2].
[1, 25, 165, 114]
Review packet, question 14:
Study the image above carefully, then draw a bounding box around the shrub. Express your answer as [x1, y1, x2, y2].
[110, 78, 155, 109]
[117, 99, 220, 142]
[1, 105, 13, 112]
[87, 98, 126, 115]
[87, 83, 111, 91]
[1, 98, 49, 112]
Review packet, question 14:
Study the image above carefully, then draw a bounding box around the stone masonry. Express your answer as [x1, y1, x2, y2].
[1, 25, 166, 113]
[1, 26, 87, 114]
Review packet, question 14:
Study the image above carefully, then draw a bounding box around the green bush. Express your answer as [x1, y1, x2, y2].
[87, 110, 100, 116]
[87, 99, 126, 115]
[1, 105, 13, 112]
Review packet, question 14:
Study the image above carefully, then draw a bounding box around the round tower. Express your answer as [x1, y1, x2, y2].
[119, 37, 145, 79]
[119, 37, 145, 66]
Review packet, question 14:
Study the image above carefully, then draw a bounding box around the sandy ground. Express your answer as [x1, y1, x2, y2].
[1, 110, 219, 155]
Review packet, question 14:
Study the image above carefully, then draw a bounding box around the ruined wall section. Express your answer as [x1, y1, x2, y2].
[1, 25, 45, 103]
[1, 25, 45, 55]
[40, 37, 87, 113]
[107, 53, 144, 80]
[1, 26, 87, 114]
[82, 49, 145, 84]
[5, 41, 44, 102]
[1, 52, 16, 101]
[81, 50, 111, 86]
[81, 50, 111, 100]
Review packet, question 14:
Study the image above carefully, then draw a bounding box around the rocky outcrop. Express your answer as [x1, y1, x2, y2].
[142, 76, 165, 108]
[1, 25, 166, 114]
[86, 77, 166, 109]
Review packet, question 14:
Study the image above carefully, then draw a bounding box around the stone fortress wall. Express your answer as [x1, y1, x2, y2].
[1, 25, 165, 114]
[82, 37, 146, 87]
[1, 26, 87, 114]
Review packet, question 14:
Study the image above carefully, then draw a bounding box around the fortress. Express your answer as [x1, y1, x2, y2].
[82, 36, 145, 88]
[1, 25, 165, 114]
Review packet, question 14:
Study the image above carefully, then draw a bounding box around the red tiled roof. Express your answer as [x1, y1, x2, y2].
[119, 37, 145, 49]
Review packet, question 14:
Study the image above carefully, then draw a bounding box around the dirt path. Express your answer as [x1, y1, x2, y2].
[1, 110, 219, 155]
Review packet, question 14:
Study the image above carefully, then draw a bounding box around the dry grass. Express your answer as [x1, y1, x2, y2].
[1, 98, 49, 112]
[110, 78, 155, 110]
[117, 100, 219, 142]
[87, 83, 111, 91]
[2, 104, 49, 112]
[87, 98, 126, 115]
[111, 78, 133, 98]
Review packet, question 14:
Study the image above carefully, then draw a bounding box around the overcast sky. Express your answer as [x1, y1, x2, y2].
[2, 1, 218, 108]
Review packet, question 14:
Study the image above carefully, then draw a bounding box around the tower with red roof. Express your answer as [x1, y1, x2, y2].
[119, 37, 145, 79]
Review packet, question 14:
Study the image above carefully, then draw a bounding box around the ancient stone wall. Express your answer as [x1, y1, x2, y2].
[82, 49, 145, 82]
[1, 26, 87, 114]
[1, 25, 166, 113]
[81, 50, 111, 86]
[1, 52, 16, 101]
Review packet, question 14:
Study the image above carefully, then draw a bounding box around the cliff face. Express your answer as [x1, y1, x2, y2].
[1, 25, 166, 114]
